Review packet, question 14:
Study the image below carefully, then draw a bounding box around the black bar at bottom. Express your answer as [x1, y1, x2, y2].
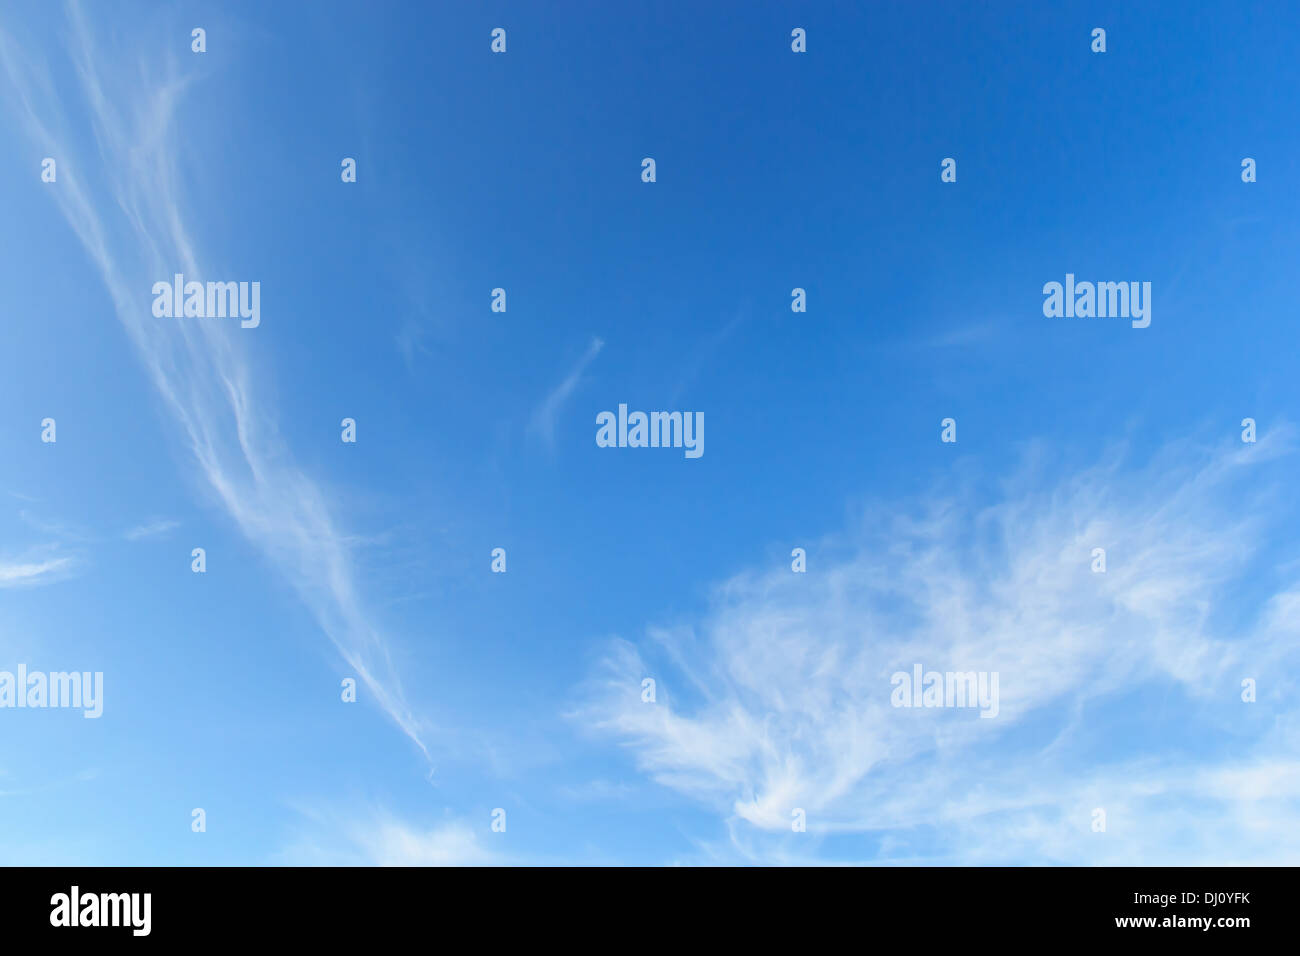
[0, 865, 1282, 943]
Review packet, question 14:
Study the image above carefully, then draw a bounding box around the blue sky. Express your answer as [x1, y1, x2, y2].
[2, 0, 1299, 865]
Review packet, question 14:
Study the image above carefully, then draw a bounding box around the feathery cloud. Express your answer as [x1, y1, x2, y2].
[0, 556, 76, 588]
[0, 3, 433, 762]
[576, 431, 1300, 862]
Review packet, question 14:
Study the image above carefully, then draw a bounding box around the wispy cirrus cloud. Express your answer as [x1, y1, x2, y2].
[273, 806, 503, 866]
[530, 336, 604, 449]
[0, 555, 76, 589]
[0, 2, 432, 762]
[123, 518, 179, 541]
[575, 430, 1300, 863]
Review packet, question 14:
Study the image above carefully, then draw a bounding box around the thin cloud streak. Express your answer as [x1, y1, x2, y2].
[531, 336, 604, 449]
[124, 519, 180, 541]
[0, 556, 76, 588]
[0, 3, 433, 762]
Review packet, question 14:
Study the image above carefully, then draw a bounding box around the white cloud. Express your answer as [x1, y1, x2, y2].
[530, 337, 604, 448]
[0, 555, 76, 588]
[576, 432, 1300, 863]
[0, 4, 432, 761]
[556, 778, 636, 803]
[274, 807, 501, 866]
[123, 519, 179, 541]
